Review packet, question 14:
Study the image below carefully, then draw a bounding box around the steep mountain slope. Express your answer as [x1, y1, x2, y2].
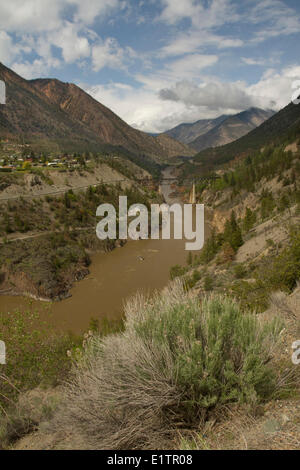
[155, 133, 198, 157]
[164, 115, 229, 144]
[0, 63, 102, 152]
[163, 108, 274, 152]
[31, 78, 195, 160]
[0, 62, 195, 161]
[190, 108, 274, 151]
[194, 101, 300, 166]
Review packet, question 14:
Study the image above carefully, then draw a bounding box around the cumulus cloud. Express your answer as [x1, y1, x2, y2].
[67, 0, 122, 25]
[159, 0, 199, 25]
[158, 0, 300, 58]
[248, 0, 300, 42]
[0, 31, 35, 66]
[0, 0, 125, 74]
[0, 1, 64, 33]
[83, 81, 204, 133]
[11, 57, 61, 79]
[242, 55, 282, 67]
[92, 38, 136, 72]
[159, 80, 255, 111]
[49, 22, 91, 63]
[242, 58, 267, 66]
[157, 64, 300, 125]
[159, 30, 243, 58]
[157, 0, 243, 58]
[82, 64, 300, 134]
[0, 31, 19, 64]
[133, 53, 219, 95]
[247, 65, 300, 110]
[159, 0, 239, 28]
[0, 0, 124, 32]
[166, 54, 219, 78]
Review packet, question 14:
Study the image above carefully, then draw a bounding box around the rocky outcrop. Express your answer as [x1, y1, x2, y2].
[0, 264, 89, 301]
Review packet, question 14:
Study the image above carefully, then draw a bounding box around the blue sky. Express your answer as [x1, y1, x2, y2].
[0, 0, 300, 132]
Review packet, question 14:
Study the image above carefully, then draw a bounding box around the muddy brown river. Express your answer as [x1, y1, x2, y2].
[0, 168, 208, 334]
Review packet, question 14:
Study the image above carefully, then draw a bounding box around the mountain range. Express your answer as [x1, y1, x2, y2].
[0, 63, 195, 162]
[164, 108, 275, 152]
[194, 98, 300, 167]
[2, 62, 297, 169]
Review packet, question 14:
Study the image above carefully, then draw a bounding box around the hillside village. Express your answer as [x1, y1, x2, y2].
[0, 140, 95, 170]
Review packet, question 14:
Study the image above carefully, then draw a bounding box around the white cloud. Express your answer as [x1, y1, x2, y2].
[0, 31, 19, 64]
[242, 55, 281, 67]
[92, 38, 136, 72]
[79, 60, 300, 134]
[49, 22, 91, 63]
[84, 76, 270, 133]
[133, 53, 219, 94]
[0, 0, 124, 32]
[158, 0, 300, 58]
[247, 65, 300, 110]
[67, 0, 121, 25]
[155, 64, 300, 129]
[159, 30, 243, 58]
[159, 0, 239, 28]
[0, 31, 35, 66]
[159, 80, 254, 111]
[0, 1, 64, 33]
[157, 0, 243, 58]
[242, 58, 266, 66]
[248, 0, 300, 41]
[11, 57, 61, 79]
[166, 54, 219, 79]
[83, 81, 201, 133]
[159, 0, 199, 25]
[0, 0, 125, 70]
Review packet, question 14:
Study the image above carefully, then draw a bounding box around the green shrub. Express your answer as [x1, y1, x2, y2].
[197, 230, 220, 264]
[223, 211, 243, 252]
[233, 264, 247, 279]
[47, 283, 284, 449]
[204, 274, 214, 291]
[170, 264, 188, 280]
[129, 285, 283, 414]
[260, 189, 276, 220]
[230, 279, 268, 312]
[262, 228, 300, 292]
[184, 269, 201, 290]
[243, 207, 256, 232]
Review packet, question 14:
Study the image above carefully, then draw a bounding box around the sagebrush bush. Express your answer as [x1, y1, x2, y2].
[47, 281, 284, 449]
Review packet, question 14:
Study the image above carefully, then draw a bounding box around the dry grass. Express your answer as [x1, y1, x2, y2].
[0, 385, 60, 449]
[45, 332, 182, 449]
[179, 399, 300, 450]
